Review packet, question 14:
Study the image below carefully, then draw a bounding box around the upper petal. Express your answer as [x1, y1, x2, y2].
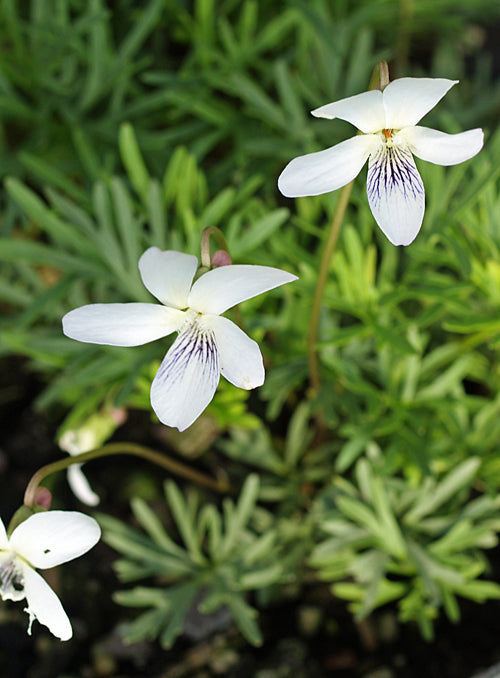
[10, 511, 101, 569]
[278, 134, 377, 198]
[207, 315, 264, 389]
[188, 265, 297, 315]
[312, 90, 385, 134]
[400, 126, 484, 166]
[138, 248, 198, 308]
[63, 303, 185, 347]
[21, 565, 72, 640]
[382, 77, 457, 129]
[366, 143, 425, 246]
[150, 319, 220, 431]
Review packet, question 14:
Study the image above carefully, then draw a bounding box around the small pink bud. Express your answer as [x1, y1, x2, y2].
[34, 487, 52, 510]
[210, 250, 232, 267]
[110, 408, 128, 426]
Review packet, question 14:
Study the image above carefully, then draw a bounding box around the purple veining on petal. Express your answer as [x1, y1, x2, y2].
[0, 557, 24, 599]
[367, 143, 424, 208]
[156, 318, 220, 390]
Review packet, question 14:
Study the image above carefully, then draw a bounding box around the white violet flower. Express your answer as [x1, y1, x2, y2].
[62, 248, 297, 431]
[0, 511, 101, 640]
[278, 77, 484, 246]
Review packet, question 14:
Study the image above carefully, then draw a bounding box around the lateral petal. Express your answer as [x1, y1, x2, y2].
[312, 90, 385, 134]
[63, 303, 185, 347]
[278, 135, 377, 198]
[367, 144, 425, 246]
[10, 511, 101, 569]
[188, 265, 297, 315]
[150, 320, 220, 431]
[401, 126, 484, 166]
[382, 77, 457, 129]
[21, 565, 72, 640]
[138, 248, 198, 308]
[208, 315, 264, 389]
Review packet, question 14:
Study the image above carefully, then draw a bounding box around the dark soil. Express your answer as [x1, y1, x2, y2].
[2, 361, 500, 678]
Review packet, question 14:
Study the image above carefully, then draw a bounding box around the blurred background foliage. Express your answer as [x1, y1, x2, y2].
[1, 0, 500, 670]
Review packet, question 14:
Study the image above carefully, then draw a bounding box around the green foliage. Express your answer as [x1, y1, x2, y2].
[98, 475, 279, 647]
[0, 127, 295, 422]
[1, 0, 500, 652]
[310, 457, 500, 639]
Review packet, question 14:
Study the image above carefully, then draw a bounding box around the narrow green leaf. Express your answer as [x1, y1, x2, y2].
[165, 481, 205, 565]
[405, 458, 481, 524]
[119, 123, 151, 201]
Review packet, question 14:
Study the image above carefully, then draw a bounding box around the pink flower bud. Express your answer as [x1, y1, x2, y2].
[110, 408, 128, 426]
[34, 487, 52, 510]
[210, 250, 232, 267]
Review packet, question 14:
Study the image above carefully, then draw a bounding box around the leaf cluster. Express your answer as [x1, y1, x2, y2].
[311, 456, 500, 639]
[98, 475, 280, 647]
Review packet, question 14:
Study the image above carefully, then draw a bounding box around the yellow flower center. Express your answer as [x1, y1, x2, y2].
[382, 128, 394, 148]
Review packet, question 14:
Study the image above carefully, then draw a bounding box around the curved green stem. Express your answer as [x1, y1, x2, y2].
[24, 442, 229, 507]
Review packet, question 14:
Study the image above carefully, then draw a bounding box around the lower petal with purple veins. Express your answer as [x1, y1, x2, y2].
[150, 319, 220, 431]
[367, 143, 425, 246]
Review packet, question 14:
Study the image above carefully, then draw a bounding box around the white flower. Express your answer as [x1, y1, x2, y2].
[0, 511, 101, 640]
[278, 77, 484, 246]
[62, 248, 297, 431]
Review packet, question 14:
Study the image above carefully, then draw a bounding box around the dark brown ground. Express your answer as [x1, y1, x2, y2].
[2, 358, 500, 678]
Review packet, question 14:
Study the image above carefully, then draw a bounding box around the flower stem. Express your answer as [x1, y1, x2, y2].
[24, 442, 229, 507]
[307, 61, 388, 399]
[307, 180, 355, 396]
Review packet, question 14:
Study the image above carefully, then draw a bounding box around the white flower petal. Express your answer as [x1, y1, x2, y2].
[63, 303, 185, 347]
[67, 465, 100, 507]
[367, 143, 425, 246]
[138, 248, 198, 308]
[312, 90, 385, 134]
[382, 77, 457, 129]
[21, 565, 72, 640]
[0, 517, 8, 550]
[150, 320, 220, 431]
[278, 135, 377, 198]
[10, 511, 101, 569]
[188, 265, 298, 315]
[208, 315, 264, 389]
[401, 126, 484, 166]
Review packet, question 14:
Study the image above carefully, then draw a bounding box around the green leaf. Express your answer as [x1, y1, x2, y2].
[165, 482, 206, 565]
[220, 474, 260, 558]
[119, 123, 151, 201]
[225, 594, 263, 646]
[404, 458, 481, 524]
